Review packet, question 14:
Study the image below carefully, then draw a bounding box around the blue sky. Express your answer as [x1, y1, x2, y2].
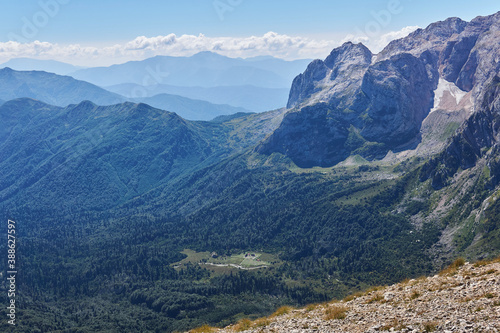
[0, 0, 498, 65]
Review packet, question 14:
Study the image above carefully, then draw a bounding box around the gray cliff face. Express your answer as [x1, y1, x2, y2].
[380, 12, 500, 95]
[463, 13, 500, 96]
[377, 17, 468, 61]
[261, 104, 351, 167]
[440, 34, 479, 87]
[259, 12, 500, 168]
[259, 46, 438, 167]
[287, 60, 329, 109]
[360, 53, 437, 145]
[440, 13, 500, 95]
[287, 42, 372, 109]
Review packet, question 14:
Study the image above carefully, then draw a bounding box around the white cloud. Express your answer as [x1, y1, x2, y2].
[372, 26, 420, 51]
[342, 25, 420, 53]
[0, 28, 421, 67]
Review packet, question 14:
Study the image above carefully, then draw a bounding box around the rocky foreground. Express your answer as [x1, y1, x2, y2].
[194, 259, 500, 333]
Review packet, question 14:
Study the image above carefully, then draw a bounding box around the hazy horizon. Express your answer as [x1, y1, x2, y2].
[0, 1, 498, 66]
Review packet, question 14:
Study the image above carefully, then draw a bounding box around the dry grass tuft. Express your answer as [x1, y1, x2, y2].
[366, 285, 386, 293]
[253, 317, 271, 328]
[270, 306, 293, 318]
[343, 291, 364, 302]
[324, 305, 348, 320]
[400, 278, 411, 285]
[410, 290, 421, 300]
[474, 259, 492, 267]
[367, 293, 384, 304]
[234, 318, 252, 332]
[380, 318, 406, 331]
[440, 257, 466, 276]
[304, 303, 318, 312]
[189, 324, 217, 333]
[422, 320, 439, 332]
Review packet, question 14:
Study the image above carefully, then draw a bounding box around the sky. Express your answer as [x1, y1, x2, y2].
[0, 0, 498, 66]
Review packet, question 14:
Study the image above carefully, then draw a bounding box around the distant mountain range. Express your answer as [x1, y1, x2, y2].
[0, 67, 124, 106]
[70, 51, 308, 112]
[0, 58, 85, 75]
[0, 51, 308, 116]
[69, 51, 311, 89]
[132, 93, 251, 121]
[106, 83, 290, 112]
[0, 68, 251, 120]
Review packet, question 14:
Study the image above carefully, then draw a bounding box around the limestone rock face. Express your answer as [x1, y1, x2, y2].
[376, 17, 468, 61]
[360, 53, 436, 145]
[259, 12, 500, 168]
[287, 42, 372, 109]
[259, 103, 352, 167]
[286, 60, 329, 109]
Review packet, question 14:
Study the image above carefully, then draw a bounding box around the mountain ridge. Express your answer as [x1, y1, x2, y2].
[132, 93, 251, 121]
[105, 83, 290, 112]
[0, 68, 257, 120]
[0, 67, 125, 106]
[0, 58, 85, 75]
[70, 51, 311, 89]
[258, 11, 500, 168]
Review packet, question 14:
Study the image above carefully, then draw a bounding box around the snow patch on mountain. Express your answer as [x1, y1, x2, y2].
[431, 78, 468, 113]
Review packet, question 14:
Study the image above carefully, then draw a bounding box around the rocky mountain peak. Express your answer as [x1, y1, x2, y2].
[259, 12, 500, 168]
[422, 16, 467, 38]
[468, 11, 500, 29]
[287, 42, 372, 109]
[323, 42, 372, 68]
[0, 67, 16, 81]
[376, 17, 467, 63]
